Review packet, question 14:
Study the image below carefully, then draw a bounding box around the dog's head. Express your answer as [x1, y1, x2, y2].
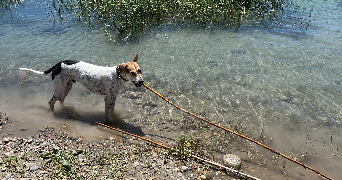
[118, 52, 144, 87]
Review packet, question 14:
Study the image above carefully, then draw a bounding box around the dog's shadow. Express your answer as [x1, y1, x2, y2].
[53, 103, 145, 137]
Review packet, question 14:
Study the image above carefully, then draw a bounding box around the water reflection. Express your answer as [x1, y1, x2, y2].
[42, 0, 294, 41]
[0, 0, 308, 42]
[0, 0, 23, 10]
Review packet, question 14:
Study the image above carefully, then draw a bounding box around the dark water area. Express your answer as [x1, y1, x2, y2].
[0, 0, 341, 179]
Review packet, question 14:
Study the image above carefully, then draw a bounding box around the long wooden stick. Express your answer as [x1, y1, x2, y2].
[143, 83, 332, 180]
[96, 122, 260, 180]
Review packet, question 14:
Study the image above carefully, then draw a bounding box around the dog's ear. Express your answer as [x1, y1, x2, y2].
[125, 64, 130, 73]
[133, 52, 138, 62]
[118, 63, 127, 72]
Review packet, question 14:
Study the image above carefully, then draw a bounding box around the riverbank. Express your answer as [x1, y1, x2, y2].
[0, 117, 241, 180]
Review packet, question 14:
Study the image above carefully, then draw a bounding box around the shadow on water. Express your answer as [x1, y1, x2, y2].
[54, 102, 145, 137]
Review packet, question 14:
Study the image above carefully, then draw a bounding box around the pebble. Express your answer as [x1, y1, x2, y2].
[3, 173, 11, 180]
[223, 154, 242, 170]
[181, 166, 188, 172]
[133, 161, 139, 167]
[29, 166, 39, 171]
[78, 154, 86, 162]
[189, 173, 194, 178]
[0, 127, 229, 180]
[200, 174, 207, 179]
[26, 163, 36, 168]
[38, 171, 48, 175]
[3, 138, 9, 143]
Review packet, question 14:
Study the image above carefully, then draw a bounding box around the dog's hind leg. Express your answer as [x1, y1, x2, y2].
[48, 76, 70, 108]
[49, 78, 63, 108]
[48, 95, 58, 109]
[60, 80, 74, 102]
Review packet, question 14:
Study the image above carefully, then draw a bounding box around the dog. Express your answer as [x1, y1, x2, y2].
[19, 52, 143, 118]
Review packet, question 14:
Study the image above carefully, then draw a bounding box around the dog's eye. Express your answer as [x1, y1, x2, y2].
[131, 72, 136, 75]
[137, 69, 141, 74]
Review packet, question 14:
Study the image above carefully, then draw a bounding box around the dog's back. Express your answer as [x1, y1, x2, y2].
[44, 60, 80, 80]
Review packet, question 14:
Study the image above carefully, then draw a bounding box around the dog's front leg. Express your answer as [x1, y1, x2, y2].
[104, 95, 116, 118]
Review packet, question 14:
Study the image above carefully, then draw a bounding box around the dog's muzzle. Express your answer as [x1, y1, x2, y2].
[133, 80, 144, 87]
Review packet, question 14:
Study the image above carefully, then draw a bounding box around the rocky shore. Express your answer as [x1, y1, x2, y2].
[0, 125, 242, 180]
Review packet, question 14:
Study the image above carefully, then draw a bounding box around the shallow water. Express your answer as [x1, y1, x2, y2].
[0, 0, 341, 179]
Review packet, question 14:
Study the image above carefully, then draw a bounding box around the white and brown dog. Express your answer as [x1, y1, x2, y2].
[20, 52, 143, 118]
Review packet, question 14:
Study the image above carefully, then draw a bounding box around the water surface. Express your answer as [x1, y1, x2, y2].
[0, 0, 341, 179]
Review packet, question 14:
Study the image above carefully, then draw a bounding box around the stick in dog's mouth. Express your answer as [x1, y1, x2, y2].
[133, 81, 144, 87]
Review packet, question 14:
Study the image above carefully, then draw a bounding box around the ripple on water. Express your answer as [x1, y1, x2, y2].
[0, 1, 342, 179]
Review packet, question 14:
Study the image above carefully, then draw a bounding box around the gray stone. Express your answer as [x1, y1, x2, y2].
[189, 173, 194, 179]
[223, 154, 242, 170]
[26, 163, 36, 168]
[3, 173, 11, 180]
[78, 154, 86, 162]
[29, 166, 39, 171]
[133, 161, 139, 167]
[181, 166, 188, 172]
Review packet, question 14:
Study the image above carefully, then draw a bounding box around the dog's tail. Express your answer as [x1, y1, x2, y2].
[42, 65, 56, 75]
[20, 60, 79, 80]
[19, 68, 46, 75]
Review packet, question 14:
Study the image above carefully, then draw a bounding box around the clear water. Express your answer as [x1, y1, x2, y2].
[0, 0, 341, 179]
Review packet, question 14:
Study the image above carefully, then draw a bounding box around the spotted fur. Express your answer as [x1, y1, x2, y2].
[43, 60, 79, 80]
[19, 52, 143, 118]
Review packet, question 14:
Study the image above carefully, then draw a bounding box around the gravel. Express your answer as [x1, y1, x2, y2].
[0, 127, 236, 179]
